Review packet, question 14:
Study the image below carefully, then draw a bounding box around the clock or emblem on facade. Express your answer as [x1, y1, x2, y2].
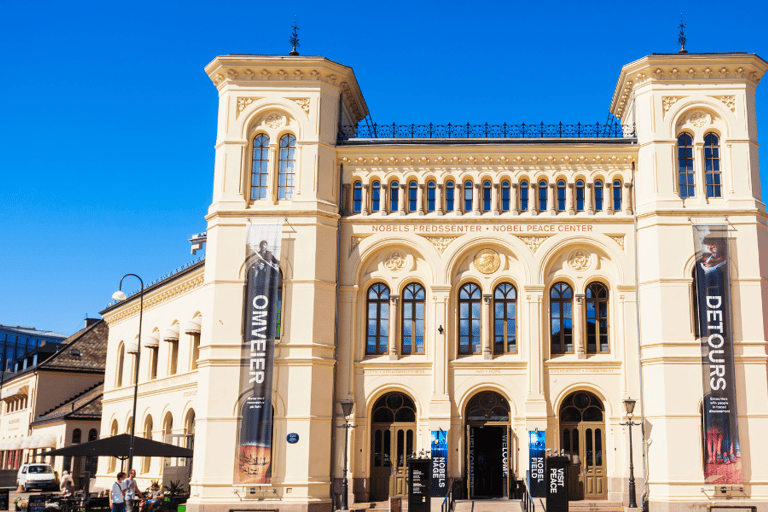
[384, 251, 407, 272]
[474, 249, 501, 274]
[569, 250, 591, 271]
[688, 111, 711, 128]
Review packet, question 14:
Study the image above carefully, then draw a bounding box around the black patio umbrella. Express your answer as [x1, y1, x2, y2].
[41, 434, 193, 459]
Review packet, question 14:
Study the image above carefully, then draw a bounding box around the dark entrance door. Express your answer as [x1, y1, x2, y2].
[370, 393, 417, 502]
[469, 426, 504, 498]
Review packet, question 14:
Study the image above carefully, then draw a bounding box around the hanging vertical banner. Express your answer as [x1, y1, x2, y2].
[693, 225, 741, 484]
[430, 430, 447, 496]
[528, 431, 546, 497]
[234, 221, 283, 485]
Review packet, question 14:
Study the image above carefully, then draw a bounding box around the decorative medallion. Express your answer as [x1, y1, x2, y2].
[473, 249, 501, 275]
[688, 111, 711, 128]
[384, 251, 407, 272]
[569, 250, 591, 271]
[266, 114, 284, 129]
[517, 235, 551, 254]
[607, 235, 625, 250]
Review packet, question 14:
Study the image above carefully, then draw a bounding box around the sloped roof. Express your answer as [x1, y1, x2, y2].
[0, 325, 68, 339]
[31, 383, 103, 426]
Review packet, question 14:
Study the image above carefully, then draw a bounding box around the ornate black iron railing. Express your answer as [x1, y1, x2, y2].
[339, 120, 633, 141]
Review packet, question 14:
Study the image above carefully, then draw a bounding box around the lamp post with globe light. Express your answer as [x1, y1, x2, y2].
[620, 398, 640, 509]
[112, 274, 144, 471]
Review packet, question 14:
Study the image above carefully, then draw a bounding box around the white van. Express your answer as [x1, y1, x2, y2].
[16, 463, 56, 491]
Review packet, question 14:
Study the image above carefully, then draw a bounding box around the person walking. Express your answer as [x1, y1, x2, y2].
[110, 472, 127, 512]
[124, 469, 144, 512]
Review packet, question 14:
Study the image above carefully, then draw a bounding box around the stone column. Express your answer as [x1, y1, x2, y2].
[389, 295, 400, 360]
[511, 183, 519, 215]
[342, 183, 351, 216]
[530, 183, 538, 215]
[606, 182, 614, 215]
[473, 183, 481, 215]
[361, 184, 369, 216]
[455, 183, 463, 215]
[482, 293, 492, 359]
[624, 182, 632, 214]
[567, 183, 575, 215]
[381, 183, 389, 216]
[418, 183, 425, 216]
[436, 184, 444, 216]
[399, 183, 406, 216]
[587, 183, 594, 215]
[574, 293, 586, 359]
[493, 183, 501, 215]
[549, 183, 556, 215]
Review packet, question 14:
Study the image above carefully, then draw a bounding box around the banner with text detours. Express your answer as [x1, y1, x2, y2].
[234, 221, 283, 485]
[693, 225, 741, 484]
[528, 431, 546, 497]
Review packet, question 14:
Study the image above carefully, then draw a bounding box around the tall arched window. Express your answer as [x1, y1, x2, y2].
[594, 180, 604, 211]
[586, 282, 609, 354]
[72, 429, 81, 444]
[458, 283, 482, 355]
[445, 181, 455, 212]
[493, 283, 517, 354]
[390, 181, 399, 212]
[704, 133, 722, 198]
[557, 180, 566, 211]
[613, 180, 622, 212]
[520, 181, 529, 212]
[353, 182, 362, 213]
[278, 134, 296, 200]
[142, 416, 153, 473]
[408, 181, 418, 212]
[539, 180, 548, 211]
[576, 180, 585, 212]
[550, 282, 573, 354]
[464, 180, 473, 212]
[501, 181, 510, 212]
[678, 133, 695, 198]
[402, 283, 425, 355]
[367, 284, 390, 355]
[371, 181, 381, 212]
[251, 134, 269, 200]
[482, 181, 492, 212]
[427, 181, 436, 212]
[108, 420, 118, 472]
[116, 343, 125, 388]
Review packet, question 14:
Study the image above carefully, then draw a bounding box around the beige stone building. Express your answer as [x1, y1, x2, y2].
[97, 50, 768, 512]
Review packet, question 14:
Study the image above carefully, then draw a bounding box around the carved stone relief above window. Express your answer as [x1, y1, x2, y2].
[517, 235, 551, 254]
[607, 235, 625, 250]
[419, 235, 459, 256]
[293, 99, 311, 114]
[265, 114, 284, 129]
[716, 95, 736, 112]
[687, 111, 712, 128]
[568, 250, 591, 271]
[384, 251, 407, 272]
[237, 97, 263, 117]
[473, 249, 501, 275]
[662, 96, 681, 116]
[349, 234, 372, 255]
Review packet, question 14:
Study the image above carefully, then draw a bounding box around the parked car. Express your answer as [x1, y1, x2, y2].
[17, 463, 56, 491]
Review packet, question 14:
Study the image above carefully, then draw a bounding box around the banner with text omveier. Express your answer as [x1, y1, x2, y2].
[234, 221, 283, 485]
[693, 225, 741, 484]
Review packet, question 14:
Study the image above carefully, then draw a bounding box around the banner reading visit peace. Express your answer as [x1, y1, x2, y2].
[234, 221, 283, 485]
[693, 225, 741, 484]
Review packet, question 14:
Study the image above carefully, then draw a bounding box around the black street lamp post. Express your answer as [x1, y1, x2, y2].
[112, 274, 144, 471]
[337, 400, 355, 511]
[621, 398, 640, 509]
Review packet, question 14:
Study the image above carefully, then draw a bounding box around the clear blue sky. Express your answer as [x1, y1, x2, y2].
[2, 0, 767, 336]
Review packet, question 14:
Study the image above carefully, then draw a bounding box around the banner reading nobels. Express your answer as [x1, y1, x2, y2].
[234, 221, 283, 485]
[693, 225, 741, 484]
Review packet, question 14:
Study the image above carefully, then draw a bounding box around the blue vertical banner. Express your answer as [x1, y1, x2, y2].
[430, 430, 448, 496]
[528, 430, 546, 497]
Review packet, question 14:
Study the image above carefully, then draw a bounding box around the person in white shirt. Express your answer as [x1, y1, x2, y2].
[110, 472, 127, 512]
[60, 470, 73, 492]
[124, 469, 144, 512]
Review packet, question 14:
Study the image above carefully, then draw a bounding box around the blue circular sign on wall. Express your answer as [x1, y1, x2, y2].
[287, 433, 299, 444]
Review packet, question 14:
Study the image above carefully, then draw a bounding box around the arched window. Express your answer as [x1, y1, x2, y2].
[704, 133, 722, 198]
[464, 180, 473, 212]
[557, 180, 566, 211]
[366, 284, 390, 355]
[493, 283, 517, 354]
[586, 282, 609, 354]
[278, 134, 296, 200]
[116, 343, 125, 388]
[108, 420, 118, 472]
[576, 180, 585, 212]
[163, 413, 173, 443]
[613, 180, 622, 212]
[466, 391, 510, 423]
[501, 181, 510, 212]
[372, 393, 416, 423]
[142, 416, 153, 473]
[190, 327, 201, 371]
[353, 182, 362, 213]
[390, 181, 399, 212]
[371, 181, 381, 212]
[458, 283, 482, 355]
[72, 429, 81, 444]
[482, 180, 492, 212]
[594, 180, 604, 211]
[88, 429, 97, 441]
[520, 181, 529, 212]
[250, 134, 269, 200]
[408, 181, 418, 212]
[427, 181, 436, 212]
[402, 283, 425, 355]
[550, 282, 573, 354]
[539, 180, 548, 211]
[445, 181, 455, 212]
[678, 133, 695, 198]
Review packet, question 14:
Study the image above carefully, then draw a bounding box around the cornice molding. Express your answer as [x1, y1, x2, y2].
[103, 272, 205, 325]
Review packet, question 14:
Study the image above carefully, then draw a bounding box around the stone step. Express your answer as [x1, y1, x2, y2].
[454, 499, 524, 512]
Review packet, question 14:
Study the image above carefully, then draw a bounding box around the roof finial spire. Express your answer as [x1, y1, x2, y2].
[678, 14, 688, 53]
[289, 17, 300, 56]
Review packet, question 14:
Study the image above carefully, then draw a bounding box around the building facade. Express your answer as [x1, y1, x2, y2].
[98, 51, 768, 512]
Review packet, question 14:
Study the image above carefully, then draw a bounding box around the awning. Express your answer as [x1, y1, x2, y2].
[36, 434, 57, 449]
[42, 434, 193, 458]
[21, 436, 38, 449]
[184, 319, 201, 335]
[8, 438, 22, 450]
[144, 332, 160, 348]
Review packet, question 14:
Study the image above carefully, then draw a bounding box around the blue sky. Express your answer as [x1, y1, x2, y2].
[2, 0, 767, 336]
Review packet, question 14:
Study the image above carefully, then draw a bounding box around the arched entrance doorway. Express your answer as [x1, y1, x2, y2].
[465, 391, 511, 499]
[559, 391, 606, 499]
[370, 393, 417, 501]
